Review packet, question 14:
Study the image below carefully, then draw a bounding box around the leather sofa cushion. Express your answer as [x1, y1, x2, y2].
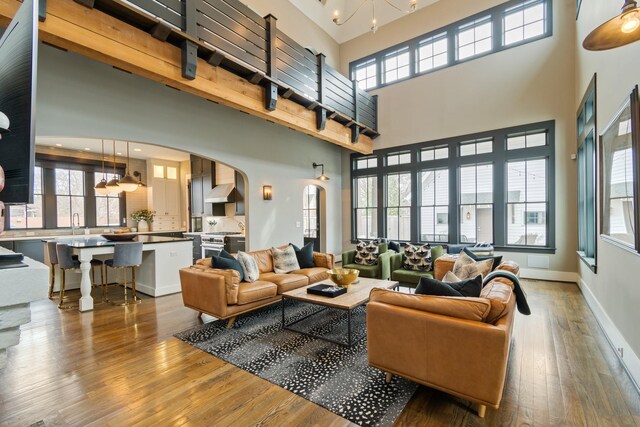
[195, 258, 212, 267]
[259, 272, 309, 293]
[392, 269, 433, 285]
[343, 263, 378, 278]
[290, 267, 327, 284]
[480, 281, 514, 324]
[248, 249, 274, 273]
[237, 281, 278, 305]
[369, 288, 491, 322]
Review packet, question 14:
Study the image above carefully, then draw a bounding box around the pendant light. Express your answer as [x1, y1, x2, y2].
[105, 140, 121, 194]
[118, 141, 141, 192]
[94, 139, 109, 195]
[583, 0, 640, 50]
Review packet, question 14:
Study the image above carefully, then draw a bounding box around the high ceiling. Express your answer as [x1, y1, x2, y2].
[289, 0, 438, 44]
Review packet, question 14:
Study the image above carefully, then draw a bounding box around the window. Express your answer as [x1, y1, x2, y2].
[417, 32, 448, 73]
[95, 172, 122, 227]
[382, 47, 410, 84]
[507, 130, 547, 150]
[385, 172, 411, 240]
[507, 159, 548, 246]
[353, 58, 377, 90]
[420, 169, 449, 242]
[459, 164, 493, 243]
[503, 0, 546, 46]
[9, 167, 44, 229]
[600, 87, 639, 252]
[56, 168, 85, 227]
[166, 166, 178, 180]
[354, 176, 378, 239]
[421, 145, 448, 161]
[355, 156, 378, 170]
[303, 185, 319, 239]
[386, 151, 411, 166]
[457, 16, 492, 60]
[577, 75, 597, 268]
[349, 0, 552, 90]
[460, 138, 493, 156]
[153, 164, 165, 179]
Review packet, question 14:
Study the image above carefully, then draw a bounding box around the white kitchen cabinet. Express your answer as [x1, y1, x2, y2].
[148, 160, 182, 230]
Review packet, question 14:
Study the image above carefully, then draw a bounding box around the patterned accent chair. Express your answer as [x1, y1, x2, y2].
[389, 245, 445, 288]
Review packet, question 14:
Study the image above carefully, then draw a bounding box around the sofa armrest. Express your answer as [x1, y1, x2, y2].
[367, 299, 511, 407]
[377, 251, 392, 280]
[342, 250, 356, 265]
[390, 252, 403, 272]
[313, 252, 335, 269]
[182, 265, 240, 305]
[434, 255, 456, 280]
[179, 267, 230, 318]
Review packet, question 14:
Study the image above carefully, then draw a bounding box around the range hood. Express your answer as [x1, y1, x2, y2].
[204, 183, 235, 203]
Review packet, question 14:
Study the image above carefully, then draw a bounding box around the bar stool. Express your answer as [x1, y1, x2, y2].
[46, 241, 105, 301]
[105, 242, 143, 306]
[55, 243, 82, 310]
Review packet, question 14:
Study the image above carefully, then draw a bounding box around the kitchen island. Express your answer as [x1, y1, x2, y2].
[44, 235, 192, 312]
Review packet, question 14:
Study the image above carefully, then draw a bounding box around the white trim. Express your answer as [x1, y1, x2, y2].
[135, 282, 181, 297]
[519, 268, 578, 283]
[577, 277, 640, 394]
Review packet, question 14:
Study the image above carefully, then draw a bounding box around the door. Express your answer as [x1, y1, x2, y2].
[165, 180, 180, 216]
[303, 185, 320, 251]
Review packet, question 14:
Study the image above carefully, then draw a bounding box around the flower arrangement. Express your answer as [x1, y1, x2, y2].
[131, 209, 155, 223]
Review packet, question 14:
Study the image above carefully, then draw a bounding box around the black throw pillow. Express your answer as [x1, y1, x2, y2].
[448, 274, 483, 297]
[290, 242, 315, 268]
[463, 247, 502, 272]
[388, 241, 401, 252]
[415, 277, 463, 297]
[212, 252, 244, 281]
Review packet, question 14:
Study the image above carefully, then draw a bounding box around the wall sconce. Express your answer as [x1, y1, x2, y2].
[313, 162, 330, 181]
[466, 211, 472, 220]
[0, 111, 10, 140]
[263, 185, 272, 200]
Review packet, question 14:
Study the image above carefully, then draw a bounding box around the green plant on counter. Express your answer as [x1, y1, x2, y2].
[131, 209, 155, 223]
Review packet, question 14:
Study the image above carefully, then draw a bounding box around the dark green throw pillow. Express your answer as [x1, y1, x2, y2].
[462, 247, 502, 272]
[290, 242, 315, 268]
[212, 250, 244, 281]
[388, 241, 401, 252]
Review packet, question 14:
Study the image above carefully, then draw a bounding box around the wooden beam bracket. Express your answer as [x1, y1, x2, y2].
[38, 0, 46, 21]
[181, 40, 197, 80]
[150, 22, 171, 41]
[265, 82, 277, 111]
[281, 88, 294, 99]
[316, 108, 327, 131]
[249, 72, 264, 85]
[351, 125, 360, 144]
[206, 50, 225, 67]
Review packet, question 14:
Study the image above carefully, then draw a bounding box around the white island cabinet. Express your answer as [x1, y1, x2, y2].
[0, 247, 49, 369]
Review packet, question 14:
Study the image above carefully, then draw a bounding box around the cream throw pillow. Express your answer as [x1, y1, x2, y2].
[236, 251, 259, 282]
[452, 251, 493, 280]
[442, 271, 461, 283]
[271, 245, 300, 274]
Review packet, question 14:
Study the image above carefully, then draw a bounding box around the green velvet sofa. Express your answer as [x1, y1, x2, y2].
[390, 245, 445, 287]
[342, 249, 392, 280]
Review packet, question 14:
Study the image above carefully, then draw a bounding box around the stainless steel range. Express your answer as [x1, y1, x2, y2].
[200, 232, 241, 258]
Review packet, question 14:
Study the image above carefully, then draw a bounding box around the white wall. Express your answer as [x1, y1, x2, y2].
[35, 45, 343, 254]
[338, 0, 578, 276]
[575, 0, 640, 385]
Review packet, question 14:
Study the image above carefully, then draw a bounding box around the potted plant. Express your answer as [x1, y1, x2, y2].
[131, 209, 155, 232]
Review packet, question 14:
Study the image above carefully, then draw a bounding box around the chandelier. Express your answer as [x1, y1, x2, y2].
[333, 0, 417, 33]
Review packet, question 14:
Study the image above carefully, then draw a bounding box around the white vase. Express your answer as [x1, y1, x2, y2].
[137, 219, 149, 232]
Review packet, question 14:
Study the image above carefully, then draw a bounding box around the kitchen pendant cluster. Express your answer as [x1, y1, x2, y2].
[94, 139, 141, 195]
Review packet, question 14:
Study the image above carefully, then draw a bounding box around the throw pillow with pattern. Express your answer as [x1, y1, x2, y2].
[354, 240, 379, 265]
[452, 251, 493, 280]
[271, 245, 301, 274]
[403, 243, 432, 271]
[236, 251, 260, 282]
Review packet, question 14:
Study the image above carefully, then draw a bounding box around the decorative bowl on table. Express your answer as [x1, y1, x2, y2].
[101, 232, 137, 241]
[326, 268, 360, 288]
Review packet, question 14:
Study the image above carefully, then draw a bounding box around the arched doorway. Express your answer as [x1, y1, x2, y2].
[303, 185, 321, 251]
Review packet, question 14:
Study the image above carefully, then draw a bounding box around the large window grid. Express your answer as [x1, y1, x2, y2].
[385, 173, 412, 241]
[56, 168, 86, 228]
[9, 167, 44, 229]
[382, 47, 410, 84]
[95, 172, 122, 227]
[507, 158, 548, 246]
[354, 176, 378, 239]
[351, 121, 555, 252]
[349, 0, 552, 91]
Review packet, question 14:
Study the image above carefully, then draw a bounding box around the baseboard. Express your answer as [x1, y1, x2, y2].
[577, 277, 640, 394]
[519, 268, 579, 283]
[135, 282, 181, 297]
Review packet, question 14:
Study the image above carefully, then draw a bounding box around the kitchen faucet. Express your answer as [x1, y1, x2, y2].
[71, 213, 80, 235]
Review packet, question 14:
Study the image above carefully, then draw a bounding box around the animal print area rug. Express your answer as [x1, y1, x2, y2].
[175, 301, 418, 426]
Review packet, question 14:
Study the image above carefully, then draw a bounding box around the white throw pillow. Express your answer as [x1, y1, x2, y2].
[271, 245, 300, 274]
[452, 251, 493, 280]
[236, 251, 259, 282]
[442, 271, 461, 283]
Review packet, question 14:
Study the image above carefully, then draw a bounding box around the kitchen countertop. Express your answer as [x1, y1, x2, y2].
[0, 230, 187, 242]
[183, 232, 245, 237]
[41, 235, 192, 248]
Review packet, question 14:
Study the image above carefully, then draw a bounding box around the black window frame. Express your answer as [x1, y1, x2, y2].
[351, 120, 556, 253]
[349, 0, 553, 92]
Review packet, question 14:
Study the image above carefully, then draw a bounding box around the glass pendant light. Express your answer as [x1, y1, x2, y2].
[94, 139, 109, 195]
[118, 141, 141, 192]
[583, 0, 640, 50]
[105, 140, 121, 194]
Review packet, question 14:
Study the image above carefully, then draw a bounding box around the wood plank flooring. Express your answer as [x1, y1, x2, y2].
[0, 279, 638, 426]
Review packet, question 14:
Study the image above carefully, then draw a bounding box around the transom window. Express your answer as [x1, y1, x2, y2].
[354, 176, 378, 239]
[503, 0, 546, 46]
[355, 156, 378, 170]
[421, 145, 449, 161]
[420, 168, 449, 242]
[507, 159, 548, 246]
[460, 138, 493, 156]
[382, 47, 410, 84]
[9, 167, 43, 229]
[353, 58, 377, 90]
[56, 168, 86, 228]
[387, 151, 411, 166]
[385, 172, 412, 241]
[457, 16, 493, 60]
[417, 32, 448, 73]
[507, 130, 547, 150]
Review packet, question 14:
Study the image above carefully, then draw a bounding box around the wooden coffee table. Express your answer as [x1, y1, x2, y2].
[281, 277, 399, 346]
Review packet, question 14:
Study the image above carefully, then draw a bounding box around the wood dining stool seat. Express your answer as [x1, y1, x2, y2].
[105, 242, 143, 306]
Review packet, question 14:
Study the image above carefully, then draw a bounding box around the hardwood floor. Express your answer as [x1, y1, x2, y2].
[1, 279, 638, 426]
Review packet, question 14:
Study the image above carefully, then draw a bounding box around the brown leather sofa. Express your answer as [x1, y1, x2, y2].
[367, 256, 519, 417]
[179, 247, 335, 328]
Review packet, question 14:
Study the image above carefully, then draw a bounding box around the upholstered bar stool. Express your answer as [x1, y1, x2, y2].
[105, 242, 143, 306]
[46, 241, 106, 302]
[55, 243, 82, 310]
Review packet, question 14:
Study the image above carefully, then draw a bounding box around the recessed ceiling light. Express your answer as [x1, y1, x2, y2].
[134, 148, 142, 152]
[55, 143, 62, 147]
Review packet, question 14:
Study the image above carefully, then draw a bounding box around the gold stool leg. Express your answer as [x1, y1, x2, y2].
[131, 266, 141, 304]
[58, 269, 77, 310]
[48, 264, 56, 299]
